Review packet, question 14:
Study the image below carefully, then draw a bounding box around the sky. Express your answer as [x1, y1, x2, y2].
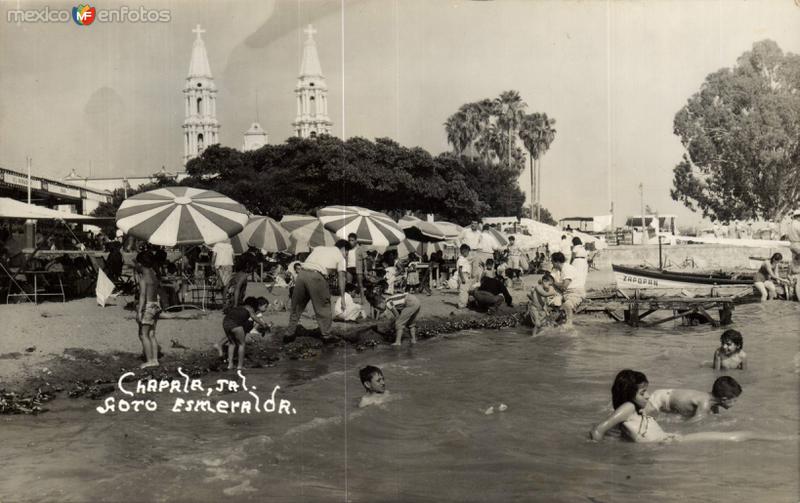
[1, 0, 799, 226]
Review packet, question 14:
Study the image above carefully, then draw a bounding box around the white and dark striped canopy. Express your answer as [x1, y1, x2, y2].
[245, 216, 291, 253]
[433, 221, 463, 240]
[281, 214, 338, 254]
[317, 206, 404, 247]
[116, 187, 249, 246]
[398, 215, 449, 242]
[231, 216, 264, 254]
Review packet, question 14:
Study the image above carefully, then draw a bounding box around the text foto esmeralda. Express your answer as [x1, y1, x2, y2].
[96, 367, 297, 415]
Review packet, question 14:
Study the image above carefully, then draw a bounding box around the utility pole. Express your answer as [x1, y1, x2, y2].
[639, 182, 645, 245]
[26, 156, 31, 204]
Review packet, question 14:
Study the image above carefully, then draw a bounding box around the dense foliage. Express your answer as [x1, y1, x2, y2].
[444, 90, 557, 222]
[671, 40, 800, 221]
[174, 136, 526, 224]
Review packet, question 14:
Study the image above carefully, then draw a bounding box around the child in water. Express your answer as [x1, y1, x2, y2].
[713, 329, 747, 370]
[366, 285, 421, 346]
[527, 272, 558, 336]
[646, 376, 742, 420]
[219, 296, 270, 370]
[359, 365, 388, 407]
[590, 370, 783, 443]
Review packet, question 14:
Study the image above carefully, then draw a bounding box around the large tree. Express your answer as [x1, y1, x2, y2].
[671, 40, 800, 221]
[519, 112, 557, 221]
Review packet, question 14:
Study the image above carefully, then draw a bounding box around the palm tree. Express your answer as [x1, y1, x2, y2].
[519, 113, 557, 220]
[495, 90, 527, 168]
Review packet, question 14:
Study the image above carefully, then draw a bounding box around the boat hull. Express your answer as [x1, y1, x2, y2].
[612, 264, 753, 290]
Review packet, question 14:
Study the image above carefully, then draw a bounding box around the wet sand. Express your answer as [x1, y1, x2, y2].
[3, 272, 601, 413]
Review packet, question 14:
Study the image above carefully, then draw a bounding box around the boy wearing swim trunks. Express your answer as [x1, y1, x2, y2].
[646, 376, 742, 420]
[136, 251, 161, 369]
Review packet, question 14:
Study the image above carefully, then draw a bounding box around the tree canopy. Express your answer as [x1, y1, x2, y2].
[175, 135, 525, 224]
[671, 40, 800, 221]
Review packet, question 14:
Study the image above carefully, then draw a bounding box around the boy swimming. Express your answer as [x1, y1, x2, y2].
[359, 365, 388, 408]
[590, 370, 783, 443]
[646, 376, 742, 420]
[713, 329, 747, 370]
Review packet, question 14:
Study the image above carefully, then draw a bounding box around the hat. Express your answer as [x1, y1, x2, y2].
[792, 209, 800, 217]
[115, 229, 124, 238]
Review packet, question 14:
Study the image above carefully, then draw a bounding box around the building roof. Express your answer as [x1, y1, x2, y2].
[244, 123, 267, 136]
[187, 24, 213, 79]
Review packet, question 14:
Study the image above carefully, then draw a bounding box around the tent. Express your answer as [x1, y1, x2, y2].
[0, 198, 112, 223]
[518, 218, 606, 250]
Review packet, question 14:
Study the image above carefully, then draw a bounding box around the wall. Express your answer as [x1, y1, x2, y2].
[594, 243, 790, 271]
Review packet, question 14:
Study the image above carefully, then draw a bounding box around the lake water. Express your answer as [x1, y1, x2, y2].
[1, 301, 798, 502]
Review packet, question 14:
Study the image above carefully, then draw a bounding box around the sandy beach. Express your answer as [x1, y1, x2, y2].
[3, 271, 604, 411]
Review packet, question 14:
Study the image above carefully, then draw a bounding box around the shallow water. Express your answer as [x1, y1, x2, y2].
[1, 302, 798, 502]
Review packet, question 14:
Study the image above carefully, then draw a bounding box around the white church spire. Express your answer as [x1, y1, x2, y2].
[182, 24, 220, 165]
[292, 24, 332, 138]
[187, 24, 213, 78]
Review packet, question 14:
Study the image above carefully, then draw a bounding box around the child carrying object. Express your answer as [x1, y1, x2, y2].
[219, 296, 269, 370]
[590, 370, 781, 443]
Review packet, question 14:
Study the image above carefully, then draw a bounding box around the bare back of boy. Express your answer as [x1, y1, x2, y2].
[647, 389, 712, 418]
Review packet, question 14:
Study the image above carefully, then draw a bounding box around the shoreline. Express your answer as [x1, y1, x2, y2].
[0, 278, 539, 415]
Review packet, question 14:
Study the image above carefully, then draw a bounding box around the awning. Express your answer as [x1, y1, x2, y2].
[0, 197, 113, 223]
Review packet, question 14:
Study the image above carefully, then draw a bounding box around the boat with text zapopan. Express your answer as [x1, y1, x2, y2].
[612, 264, 754, 290]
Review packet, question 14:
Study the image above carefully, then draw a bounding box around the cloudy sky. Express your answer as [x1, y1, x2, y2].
[1, 0, 799, 224]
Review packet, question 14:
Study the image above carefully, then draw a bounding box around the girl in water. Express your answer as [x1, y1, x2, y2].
[589, 370, 789, 443]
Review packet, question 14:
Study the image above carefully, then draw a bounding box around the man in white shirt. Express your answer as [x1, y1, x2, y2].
[459, 221, 482, 250]
[285, 240, 351, 342]
[560, 235, 573, 264]
[211, 239, 235, 289]
[459, 221, 483, 279]
[551, 251, 585, 327]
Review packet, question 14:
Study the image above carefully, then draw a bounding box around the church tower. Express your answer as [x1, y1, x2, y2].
[292, 25, 333, 138]
[183, 24, 220, 165]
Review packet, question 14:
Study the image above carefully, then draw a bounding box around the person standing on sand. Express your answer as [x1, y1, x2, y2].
[283, 239, 351, 343]
[136, 251, 161, 368]
[211, 239, 234, 290]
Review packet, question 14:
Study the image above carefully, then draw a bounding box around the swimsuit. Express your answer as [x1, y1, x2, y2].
[139, 301, 161, 326]
[622, 409, 676, 443]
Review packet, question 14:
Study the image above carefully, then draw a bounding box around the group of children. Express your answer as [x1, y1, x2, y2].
[590, 329, 757, 443]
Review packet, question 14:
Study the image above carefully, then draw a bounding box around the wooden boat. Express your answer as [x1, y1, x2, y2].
[612, 264, 754, 290]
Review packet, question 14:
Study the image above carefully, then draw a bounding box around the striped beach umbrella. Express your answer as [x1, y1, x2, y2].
[317, 205, 404, 247]
[418, 240, 453, 257]
[484, 227, 509, 247]
[398, 215, 449, 241]
[280, 214, 338, 254]
[434, 221, 463, 240]
[231, 216, 263, 254]
[246, 216, 291, 252]
[116, 187, 248, 246]
[391, 238, 422, 259]
[279, 214, 319, 233]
